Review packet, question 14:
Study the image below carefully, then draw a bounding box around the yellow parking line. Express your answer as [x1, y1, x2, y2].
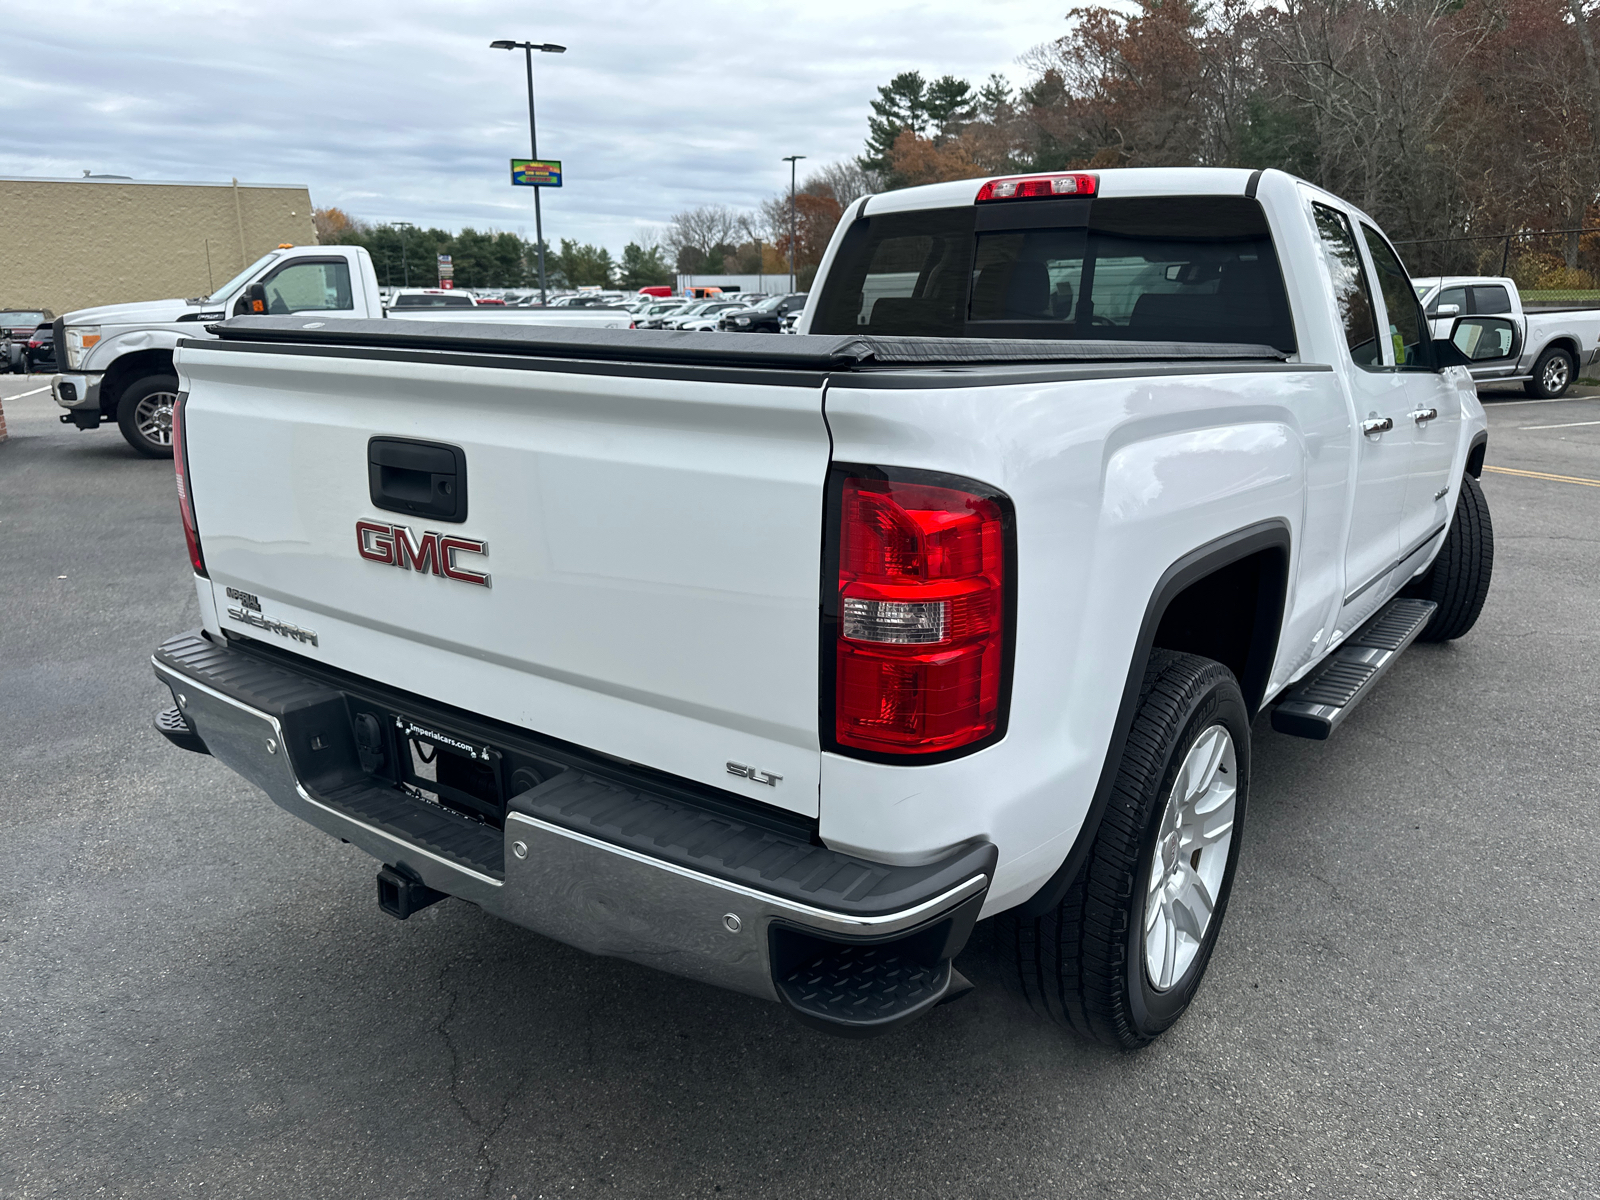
[1482, 464, 1600, 488]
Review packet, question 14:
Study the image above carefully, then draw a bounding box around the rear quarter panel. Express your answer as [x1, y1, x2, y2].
[821, 365, 1351, 913]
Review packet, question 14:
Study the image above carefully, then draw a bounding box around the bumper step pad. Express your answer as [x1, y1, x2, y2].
[153, 705, 209, 755]
[1271, 598, 1437, 740]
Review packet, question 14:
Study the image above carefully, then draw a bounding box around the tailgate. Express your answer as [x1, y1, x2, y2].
[175, 340, 830, 815]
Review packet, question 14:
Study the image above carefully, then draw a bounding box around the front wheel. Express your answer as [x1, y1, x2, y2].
[116, 374, 180, 458]
[997, 650, 1250, 1047]
[1404, 473, 1494, 641]
[1524, 347, 1574, 398]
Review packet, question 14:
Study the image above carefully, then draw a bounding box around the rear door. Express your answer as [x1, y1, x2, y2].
[1358, 224, 1463, 579]
[1307, 198, 1407, 631]
[177, 341, 831, 816]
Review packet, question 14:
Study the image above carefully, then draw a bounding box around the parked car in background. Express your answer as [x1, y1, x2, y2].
[634, 299, 716, 329]
[474, 296, 507, 306]
[664, 300, 745, 330]
[629, 299, 694, 327]
[388, 288, 478, 309]
[3, 309, 51, 372]
[719, 292, 809, 332]
[24, 322, 56, 372]
[1413, 275, 1600, 397]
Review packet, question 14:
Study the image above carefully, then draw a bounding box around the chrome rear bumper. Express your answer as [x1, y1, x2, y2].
[152, 631, 991, 1033]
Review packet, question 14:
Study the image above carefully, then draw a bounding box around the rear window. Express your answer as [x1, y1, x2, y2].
[811, 196, 1296, 352]
[391, 294, 475, 308]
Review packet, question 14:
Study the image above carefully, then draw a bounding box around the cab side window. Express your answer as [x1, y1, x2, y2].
[1471, 284, 1512, 315]
[262, 261, 354, 314]
[1360, 225, 1431, 369]
[1310, 202, 1381, 367]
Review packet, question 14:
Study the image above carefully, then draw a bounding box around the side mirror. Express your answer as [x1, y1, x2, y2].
[1434, 303, 1460, 318]
[244, 283, 268, 315]
[1444, 314, 1519, 368]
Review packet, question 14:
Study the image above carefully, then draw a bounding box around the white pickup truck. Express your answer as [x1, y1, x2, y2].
[49, 244, 631, 456]
[150, 167, 1494, 1045]
[1413, 274, 1600, 398]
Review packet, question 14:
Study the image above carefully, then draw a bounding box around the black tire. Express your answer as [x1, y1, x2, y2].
[997, 650, 1250, 1047]
[116, 374, 180, 459]
[1523, 347, 1574, 398]
[1404, 473, 1494, 642]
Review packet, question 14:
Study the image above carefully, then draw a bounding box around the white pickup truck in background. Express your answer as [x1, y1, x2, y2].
[150, 167, 1494, 1045]
[1413, 274, 1600, 398]
[49, 244, 631, 456]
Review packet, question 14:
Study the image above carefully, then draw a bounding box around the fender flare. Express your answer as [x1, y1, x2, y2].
[1019, 518, 1290, 917]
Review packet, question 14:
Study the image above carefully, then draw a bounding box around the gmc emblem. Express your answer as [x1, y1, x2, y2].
[356, 519, 490, 588]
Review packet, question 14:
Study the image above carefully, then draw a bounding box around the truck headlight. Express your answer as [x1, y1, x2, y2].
[64, 326, 102, 370]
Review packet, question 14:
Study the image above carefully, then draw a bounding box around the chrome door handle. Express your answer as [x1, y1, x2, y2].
[1410, 408, 1438, 424]
[1361, 417, 1394, 435]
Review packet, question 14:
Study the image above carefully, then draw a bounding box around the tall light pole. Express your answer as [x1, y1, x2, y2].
[394, 220, 415, 287]
[782, 155, 805, 292]
[492, 39, 565, 305]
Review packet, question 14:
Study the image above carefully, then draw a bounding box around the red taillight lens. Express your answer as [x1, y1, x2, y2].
[171, 395, 207, 577]
[975, 173, 1097, 202]
[831, 473, 1010, 757]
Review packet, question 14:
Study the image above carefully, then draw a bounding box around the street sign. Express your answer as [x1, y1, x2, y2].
[511, 159, 562, 187]
[437, 253, 454, 283]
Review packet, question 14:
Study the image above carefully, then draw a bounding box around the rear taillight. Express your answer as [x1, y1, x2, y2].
[825, 468, 1013, 759]
[171, 394, 207, 577]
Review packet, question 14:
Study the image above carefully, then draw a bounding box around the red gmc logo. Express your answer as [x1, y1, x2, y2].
[356, 520, 490, 588]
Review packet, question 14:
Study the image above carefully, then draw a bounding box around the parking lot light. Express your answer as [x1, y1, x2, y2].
[492, 38, 567, 305]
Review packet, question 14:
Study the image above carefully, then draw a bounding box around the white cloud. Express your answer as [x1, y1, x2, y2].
[0, 0, 1070, 249]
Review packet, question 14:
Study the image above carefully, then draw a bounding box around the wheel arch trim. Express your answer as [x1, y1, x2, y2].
[1018, 518, 1290, 917]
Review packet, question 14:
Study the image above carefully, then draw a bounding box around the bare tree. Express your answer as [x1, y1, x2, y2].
[663, 205, 747, 269]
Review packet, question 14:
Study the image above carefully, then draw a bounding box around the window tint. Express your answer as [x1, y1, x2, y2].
[811, 207, 975, 336]
[1360, 224, 1430, 369]
[1472, 284, 1512, 315]
[1427, 286, 1467, 317]
[1310, 203, 1380, 367]
[263, 261, 353, 313]
[812, 196, 1294, 350]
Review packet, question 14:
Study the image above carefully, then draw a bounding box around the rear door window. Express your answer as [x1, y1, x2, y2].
[1309, 202, 1381, 367]
[1360, 225, 1431, 369]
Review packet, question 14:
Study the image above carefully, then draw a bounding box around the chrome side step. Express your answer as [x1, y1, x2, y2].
[1271, 598, 1437, 740]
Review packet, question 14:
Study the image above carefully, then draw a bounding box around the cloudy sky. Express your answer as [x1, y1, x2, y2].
[3, 0, 1074, 251]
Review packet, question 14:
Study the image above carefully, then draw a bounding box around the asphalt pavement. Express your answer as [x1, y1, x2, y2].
[2, 376, 1596, 1199]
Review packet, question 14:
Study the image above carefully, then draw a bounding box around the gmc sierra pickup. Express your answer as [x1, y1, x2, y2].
[48, 244, 629, 456]
[150, 167, 1494, 1045]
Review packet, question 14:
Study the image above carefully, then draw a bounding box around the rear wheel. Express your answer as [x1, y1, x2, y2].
[1523, 347, 1574, 398]
[1404, 473, 1494, 642]
[997, 650, 1250, 1047]
[116, 374, 180, 458]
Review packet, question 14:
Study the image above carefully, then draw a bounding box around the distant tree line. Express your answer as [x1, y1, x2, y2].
[311, 208, 673, 290]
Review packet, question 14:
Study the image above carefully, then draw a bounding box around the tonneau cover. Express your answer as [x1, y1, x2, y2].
[203, 315, 1287, 371]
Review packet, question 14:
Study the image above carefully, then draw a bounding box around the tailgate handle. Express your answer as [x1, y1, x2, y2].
[368, 437, 468, 523]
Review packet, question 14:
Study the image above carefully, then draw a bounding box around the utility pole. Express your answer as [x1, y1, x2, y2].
[782, 155, 805, 292]
[395, 221, 414, 287]
[492, 39, 566, 305]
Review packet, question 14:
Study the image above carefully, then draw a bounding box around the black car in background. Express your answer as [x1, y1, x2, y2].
[24, 323, 56, 372]
[717, 292, 808, 332]
[2, 309, 50, 372]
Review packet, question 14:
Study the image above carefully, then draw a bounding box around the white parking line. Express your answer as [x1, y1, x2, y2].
[7, 385, 50, 399]
[1518, 419, 1600, 430]
[1481, 394, 1600, 407]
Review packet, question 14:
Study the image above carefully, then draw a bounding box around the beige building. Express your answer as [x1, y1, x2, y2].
[0, 176, 317, 317]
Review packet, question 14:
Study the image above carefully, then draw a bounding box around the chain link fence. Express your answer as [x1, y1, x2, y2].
[1395, 227, 1600, 307]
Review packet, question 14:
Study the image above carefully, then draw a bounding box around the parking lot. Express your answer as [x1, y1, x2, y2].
[2, 375, 1596, 1198]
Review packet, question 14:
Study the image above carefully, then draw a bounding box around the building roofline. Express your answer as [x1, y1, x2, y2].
[0, 176, 311, 190]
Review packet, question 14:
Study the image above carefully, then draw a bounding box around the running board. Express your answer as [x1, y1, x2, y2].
[1271, 598, 1437, 740]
